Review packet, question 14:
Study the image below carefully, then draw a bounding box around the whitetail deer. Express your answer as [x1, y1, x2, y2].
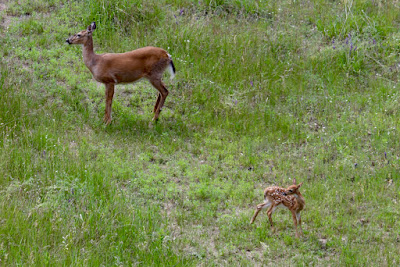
[66, 22, 175, 124]
[250, 179, 305, 238]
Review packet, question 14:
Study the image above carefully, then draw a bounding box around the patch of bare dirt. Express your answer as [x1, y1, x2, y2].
[0, 2, 12, 30]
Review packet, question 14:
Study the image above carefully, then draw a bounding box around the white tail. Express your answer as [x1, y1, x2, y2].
[250, 178, 305, 238]
[66, 22, 176, 124]
[167, 54, 175, 80]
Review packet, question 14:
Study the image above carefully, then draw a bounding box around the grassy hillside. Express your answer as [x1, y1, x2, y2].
[1, 0, 399, 265]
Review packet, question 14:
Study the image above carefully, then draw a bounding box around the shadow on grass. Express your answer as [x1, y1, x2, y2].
[99, 111, 194, 142]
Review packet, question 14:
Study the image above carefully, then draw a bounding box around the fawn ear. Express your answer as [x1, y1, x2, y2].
[87, 22, 96, 32]
[297, 182, 303, 188]
[293, 178, 297, 185]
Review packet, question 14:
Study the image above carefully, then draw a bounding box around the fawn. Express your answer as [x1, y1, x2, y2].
[66, 22, 175, 124]
[250, 179, 305, 238]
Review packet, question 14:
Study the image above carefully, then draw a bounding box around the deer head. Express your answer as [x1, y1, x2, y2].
[283, 178, 303, 196]
[66, 22, 96, 45]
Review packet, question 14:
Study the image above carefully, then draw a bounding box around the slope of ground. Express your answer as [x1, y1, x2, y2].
[0, 0, 399, 265]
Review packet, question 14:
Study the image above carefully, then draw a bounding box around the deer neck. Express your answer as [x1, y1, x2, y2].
[294, 192, 305, 210]
[82, 37, 99, 71]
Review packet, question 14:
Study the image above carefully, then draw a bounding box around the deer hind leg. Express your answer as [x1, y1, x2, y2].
[149, 79, 168, 121]
[154, 93, 161, 113]
[104, 83, 115, 124]
[250, 201, 271, 224]
[267, 204, 278, 232]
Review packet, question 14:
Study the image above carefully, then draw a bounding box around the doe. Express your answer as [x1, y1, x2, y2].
[66, 22, 176, 124]
[250, 178, 305, 238]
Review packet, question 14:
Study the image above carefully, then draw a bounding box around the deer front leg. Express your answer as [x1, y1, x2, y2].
[297, 212, 303, 236]
[104, 83, 114, 124]
[291, 210, 299, 238]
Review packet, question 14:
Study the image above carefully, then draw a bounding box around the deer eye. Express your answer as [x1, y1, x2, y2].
[289, 190, 293, 193]
[77, 34, 81, 38]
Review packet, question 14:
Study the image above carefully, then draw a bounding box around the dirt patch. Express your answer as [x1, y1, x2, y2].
[0, 3, 6, 14]
[0, 2, 12, 30]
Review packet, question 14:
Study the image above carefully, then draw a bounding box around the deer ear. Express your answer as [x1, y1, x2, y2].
[87, 22, 96, 32]
[293, 178, 297, 185]
[297, 182, 303, 188]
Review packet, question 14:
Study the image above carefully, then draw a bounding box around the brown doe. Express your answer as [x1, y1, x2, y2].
[250, 179, 305, 238]
[66, 22, 175, 124]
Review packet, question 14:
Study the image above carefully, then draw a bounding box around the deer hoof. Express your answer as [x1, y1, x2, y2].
[103, 116, 112, 125]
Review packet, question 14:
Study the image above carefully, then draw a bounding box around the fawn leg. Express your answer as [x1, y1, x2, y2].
[297, 212, 303, 236]
[250, 202, 270, 224]
[267, 204, 277, 232]
[291, 210, 299, 238]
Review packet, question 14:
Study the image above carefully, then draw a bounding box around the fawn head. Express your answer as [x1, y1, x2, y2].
[283, 178, 303, 196]
[66, 22, 96, 45]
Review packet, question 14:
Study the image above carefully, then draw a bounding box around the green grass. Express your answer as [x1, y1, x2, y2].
[1, 0, 400, 265]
